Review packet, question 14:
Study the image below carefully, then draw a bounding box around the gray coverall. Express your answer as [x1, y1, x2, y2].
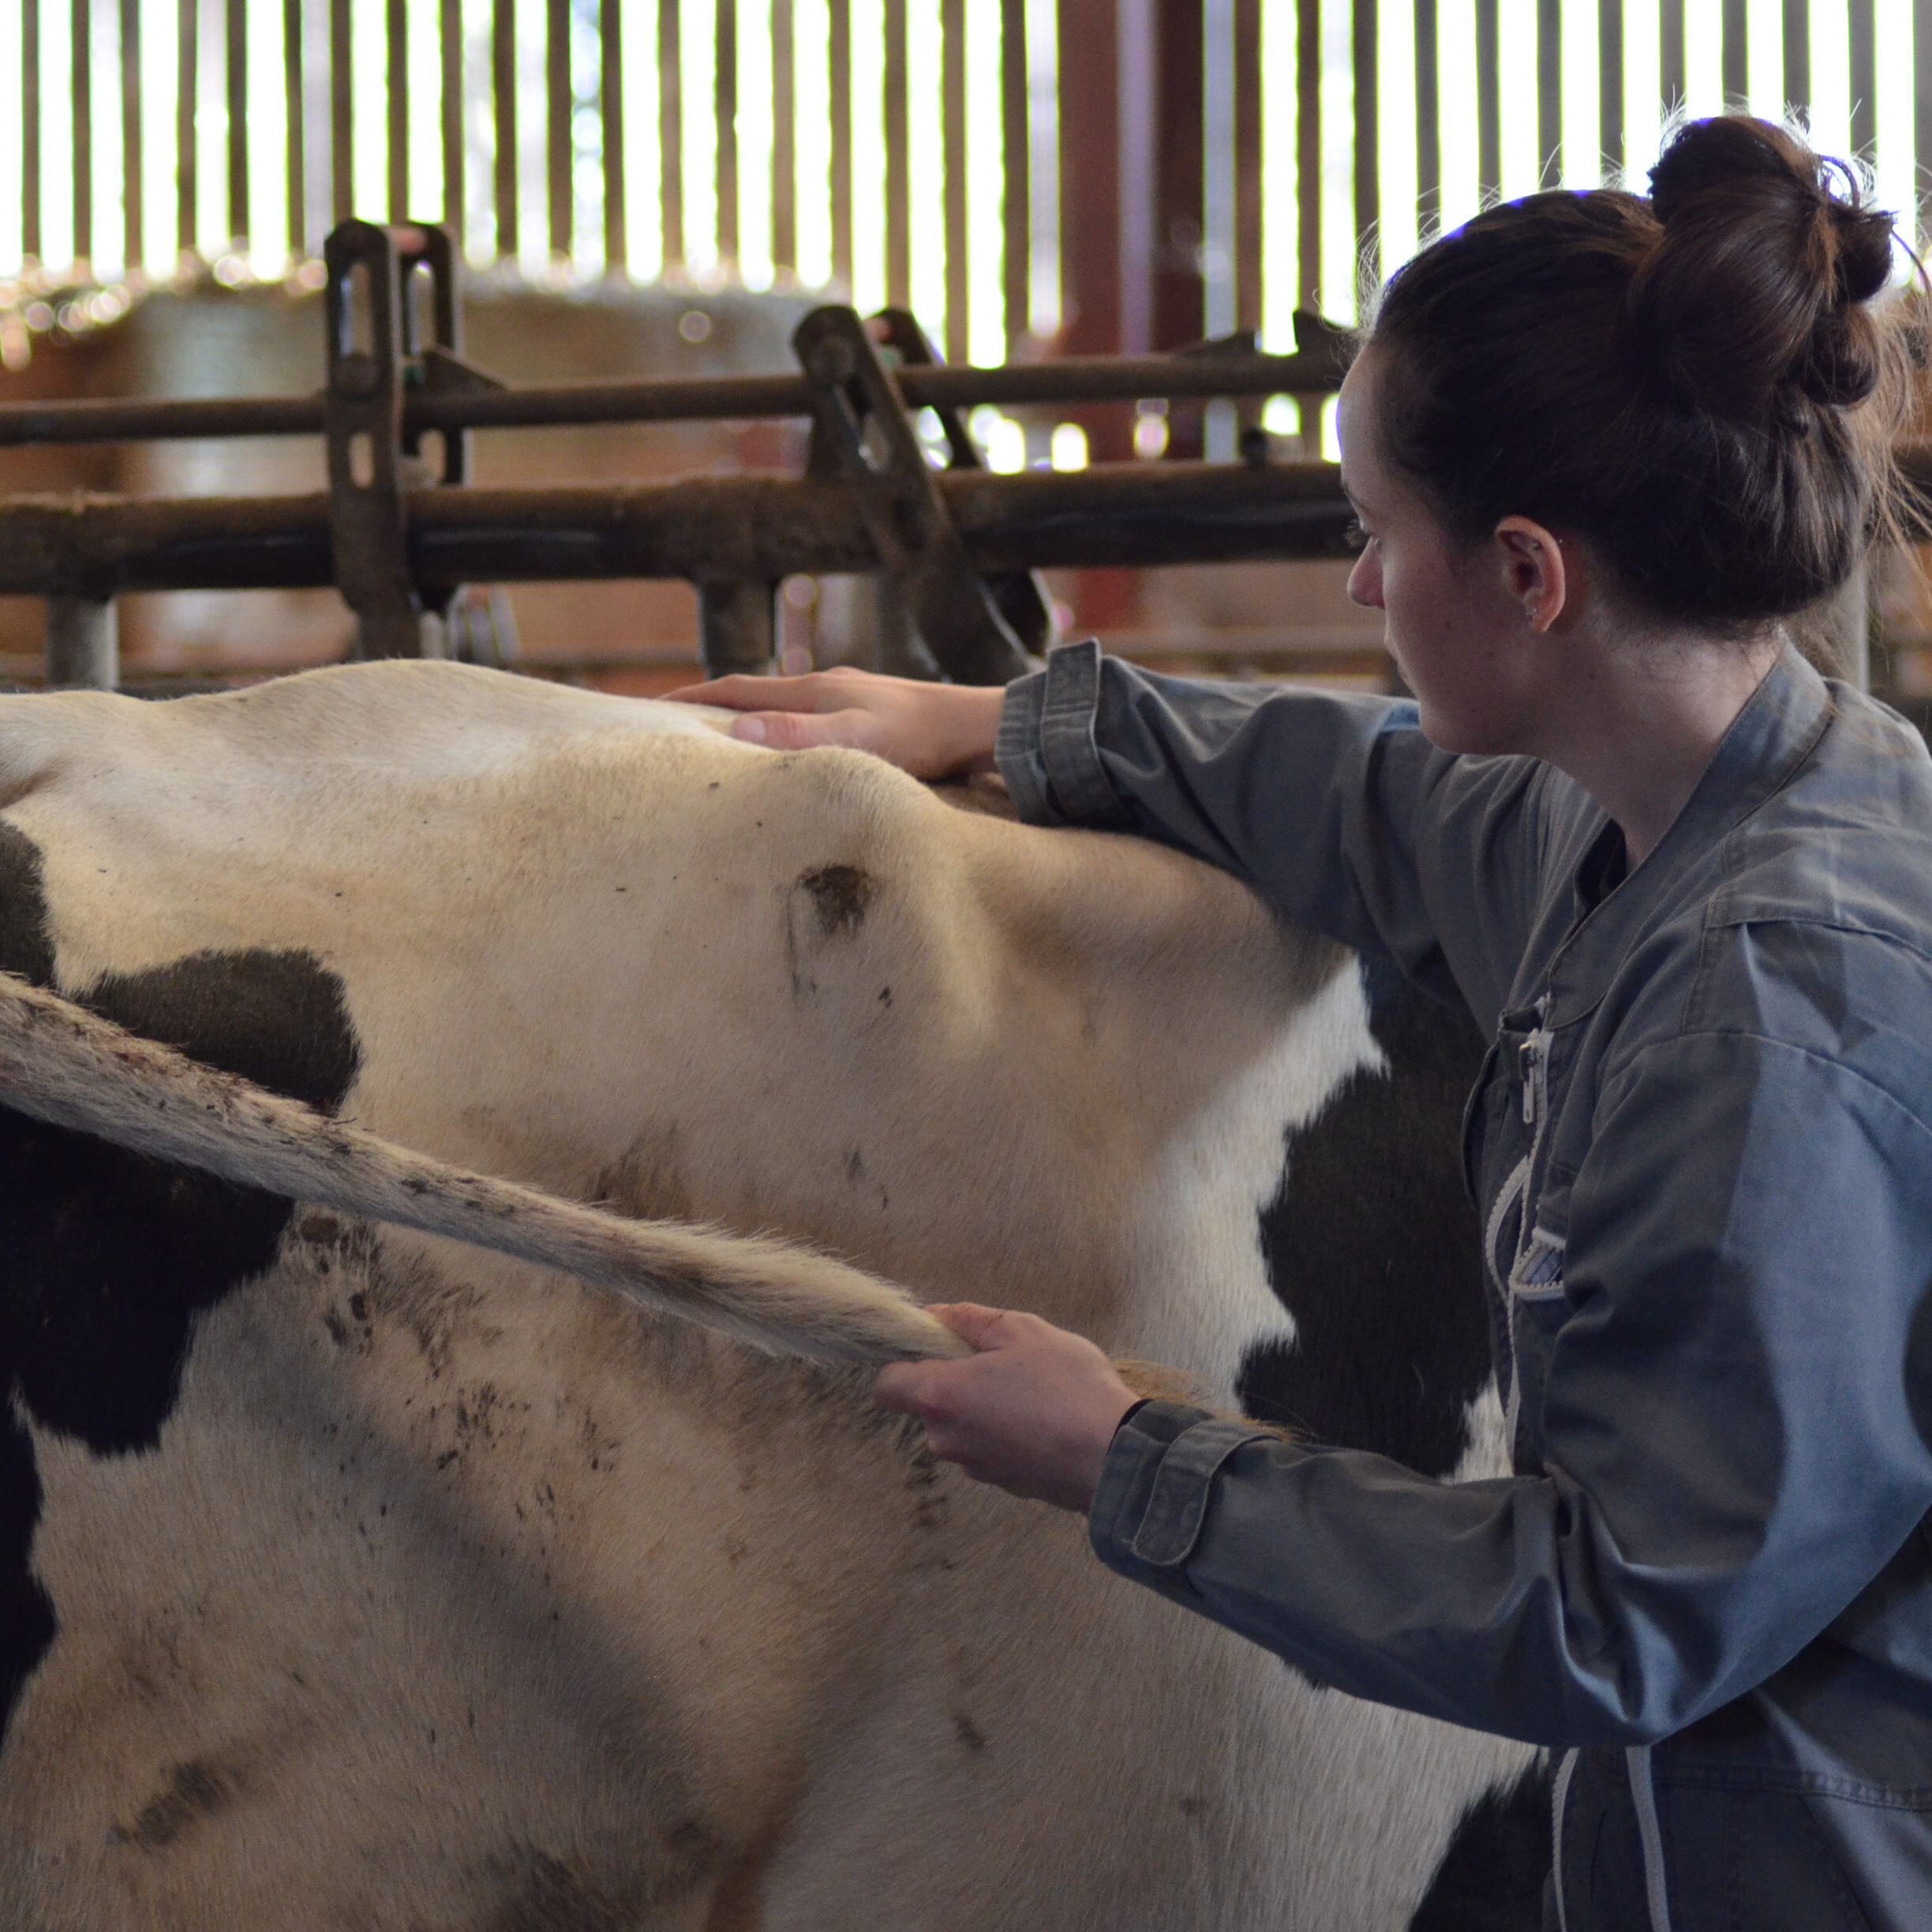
[996, 638, 1932, 1930]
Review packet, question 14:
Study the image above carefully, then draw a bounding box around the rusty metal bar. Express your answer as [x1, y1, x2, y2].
[227, 0, 249, 242]
[547, 0, 570, 254]
[122, 0, 143, 266]
[0, 462, 1364, 597]
[492, 0, 518, 255]
[658, 0, 683, 266]
[829, 0, 851, 288]
[771, 0, 795, 275]
[285, 0, 306, 253]
[45, 596, 118, 688]
[998, 0, 1026, 347]
[716, 0, 739, 266]
[73, 0, 95, 264]
[178, 0, 199, 252]
[388, 0, 409, 217]
[884, 0, 909, 307]
[941, 0, 967, 363]
[330, 0, 352, 222]
[0, 345, 1351, 446]
[600, 0, 624, 270]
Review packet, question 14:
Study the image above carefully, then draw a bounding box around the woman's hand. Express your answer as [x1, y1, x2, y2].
[874, 1305, 1139, 1513]
[661, 665, 1005, 781]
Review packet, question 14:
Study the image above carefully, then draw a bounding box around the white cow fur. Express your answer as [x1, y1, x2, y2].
[0, 661, 1532, 1930]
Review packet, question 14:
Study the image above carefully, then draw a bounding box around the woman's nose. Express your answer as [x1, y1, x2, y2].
[1346, 553, 1382, 609]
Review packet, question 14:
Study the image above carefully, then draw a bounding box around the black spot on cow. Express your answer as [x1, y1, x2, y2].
[796, 863, 873, 937]
[111, 1755, 238, 1852]
[951, 1710, 988, 1753]
[1238, 957, 1491, 1480]
[0, 819, 360, 1745]
[1409, 1759, 1552, 1931]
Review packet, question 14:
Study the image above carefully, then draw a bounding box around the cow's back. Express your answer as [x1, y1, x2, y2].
[0, 663, 1533, 1930]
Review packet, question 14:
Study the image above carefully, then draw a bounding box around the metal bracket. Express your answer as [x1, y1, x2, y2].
[324, 220, 500, 658]
[793, 305, 1035, 686]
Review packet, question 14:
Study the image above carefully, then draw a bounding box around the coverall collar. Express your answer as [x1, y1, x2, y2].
[1541, 638, 1834, 1028]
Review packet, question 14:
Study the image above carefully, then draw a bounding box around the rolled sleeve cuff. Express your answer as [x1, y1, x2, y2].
[994, 638, 1132, 829]
[1090, 1400, 1280, 1587]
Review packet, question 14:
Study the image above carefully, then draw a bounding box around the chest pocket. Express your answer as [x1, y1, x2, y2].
[1505, 1219, 1568, 1461]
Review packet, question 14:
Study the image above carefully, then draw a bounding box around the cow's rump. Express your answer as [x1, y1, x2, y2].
[0, 661, 1537, 1930]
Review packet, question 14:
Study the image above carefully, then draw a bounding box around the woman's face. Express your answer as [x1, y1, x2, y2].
[1336, 349, 1554, 755]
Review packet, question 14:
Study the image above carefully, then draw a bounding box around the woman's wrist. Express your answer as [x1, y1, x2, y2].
[945, 684, 1007, 777]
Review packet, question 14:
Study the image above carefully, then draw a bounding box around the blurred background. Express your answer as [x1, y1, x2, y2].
[0, 0, 1927, 692]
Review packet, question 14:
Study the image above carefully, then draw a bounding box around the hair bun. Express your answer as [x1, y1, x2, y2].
[1626, 115, 1896, 418]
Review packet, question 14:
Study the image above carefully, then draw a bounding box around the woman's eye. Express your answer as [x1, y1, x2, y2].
[1343, 518, 1372, 551]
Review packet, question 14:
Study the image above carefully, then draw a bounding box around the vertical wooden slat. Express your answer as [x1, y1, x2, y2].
[122, 0, 144, 265]
[829, 0, 851, 287]
[1660, 0, 1685, 114]
[74, 0, 95, 263]
[1475, 0, 1500, 200]
[601, 0, 624, 270]
[657, 0, 682, 267]
[1784, 0, 1809, 112]
[1536, 0, 1559, 184]
[716, 0, 739, 265]
[21, 0, 39, 262]
[493, 0, 519, 254]
[998, 0, 1027, 347]
[884, 0, 909, 306]
[1849, 0, 1876, 159]
[1295, 0, 1319, 305]
[285, 0, 306, 254]
[771, 0, 795, 275]
[389, 0, 410, 217]
[442, 0, 465, 245]
[941, 0, 968, 360]
[1598, 0, 1623, 181]
[181, 0, 201, 250]
[1233, 0, 1262, 331]
[227, 0, 249, 240]
[548, 0, 571, 255]
[1414, 0, 1440, 236]
[1720, 0, 1746, 104]
[331, 0, 353, 222]
[1147, 0, 1201, 354]
[1917, 0, 1932, 242]
[1354, 0, 1378, 278]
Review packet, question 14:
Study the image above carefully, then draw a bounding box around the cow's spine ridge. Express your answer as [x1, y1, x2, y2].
[0, 971, 971, 1369]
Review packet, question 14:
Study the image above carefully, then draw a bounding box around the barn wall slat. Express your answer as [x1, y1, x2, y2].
[771, 0, 795, 273]
[715, 0, 739, 267]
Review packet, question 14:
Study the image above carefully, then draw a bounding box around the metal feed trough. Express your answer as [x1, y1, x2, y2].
[0, 221, 1920, 695]
[0, 219, 1373, 692]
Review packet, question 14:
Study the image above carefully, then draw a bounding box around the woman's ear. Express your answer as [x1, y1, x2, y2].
[1492, 517, 1567, 634]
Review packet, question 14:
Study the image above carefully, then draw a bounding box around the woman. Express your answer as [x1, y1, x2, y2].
[673, 118, 1932, 1929]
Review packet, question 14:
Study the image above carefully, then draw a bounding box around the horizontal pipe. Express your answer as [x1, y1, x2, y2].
[0, 462, 1361, 596]
[0, 350, 1345, 448]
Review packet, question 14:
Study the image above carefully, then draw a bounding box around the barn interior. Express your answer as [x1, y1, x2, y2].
[0, 0, 1926, 702]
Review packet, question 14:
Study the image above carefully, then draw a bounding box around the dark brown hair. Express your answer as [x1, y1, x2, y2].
[1365, 115, 1916, 631]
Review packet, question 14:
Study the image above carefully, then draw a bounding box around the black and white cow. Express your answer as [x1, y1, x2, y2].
[0, 661, 1543, 1929]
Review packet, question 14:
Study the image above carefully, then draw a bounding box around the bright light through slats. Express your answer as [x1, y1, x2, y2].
[1807, 6, 1853, 163]
[409, 0, 443, 230]
[1376, 0, 1417, 274]
[1682, 0, 1722, 118]
[738, 0, 776, 287]
[92, 0, 128, 275]
[848, 0, 885, 309]
[245, 0, 291, 267]
[906, 0, 944, 332]
[1496, 0, 1540, 197]
[0, 0, 20, 271]
[1257, 0, 1296, 347]
[1746, 0, 1783, 117]
[516, 0, 549, 268]
[1022, 0, 1057, 335]
[352, 0, 387, 227]
[792, 0, 829, 284]
[1619, 0, 1663, 184]
[140, 0, 178, 266]
[42, 0, 77, 268]
[1436, 0, 1480, 228]
[621, 0, 661, 277]
[1559, 0, 1599, 185]
[964, 0, 1005, 365]
[1317, 0, 1355, 321]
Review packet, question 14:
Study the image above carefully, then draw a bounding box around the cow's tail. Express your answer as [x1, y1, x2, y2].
[0, 972, 971, 1369]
